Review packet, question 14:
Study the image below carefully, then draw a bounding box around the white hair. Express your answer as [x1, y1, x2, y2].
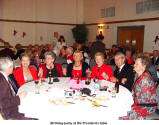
[0, 57, 13, 72]
[67, 47, 73, 55]
[115, 52, 125, 59]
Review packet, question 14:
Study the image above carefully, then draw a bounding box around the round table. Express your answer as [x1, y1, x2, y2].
[18, 77, 133, 121]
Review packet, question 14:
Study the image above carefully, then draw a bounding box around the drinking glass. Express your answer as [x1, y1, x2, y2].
[34, 80, 40, 94]
[111, 87, 116, 98]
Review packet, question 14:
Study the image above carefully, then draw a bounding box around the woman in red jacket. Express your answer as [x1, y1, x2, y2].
[13, 53, 37, 87]
[91, 52, 114, 81]
[37, 51, 63, 78]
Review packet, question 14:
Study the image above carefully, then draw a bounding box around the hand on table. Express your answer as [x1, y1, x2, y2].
[38, 67, 43, 78]
[101, 72, 108, 80]
[86, 69, 91, 77]
[18, 91, 27, 99]
[121, 78, 127, 84]
[110, 76, 118, 83]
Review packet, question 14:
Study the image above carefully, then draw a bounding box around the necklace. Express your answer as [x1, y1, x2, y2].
[74, 63, 81, 67]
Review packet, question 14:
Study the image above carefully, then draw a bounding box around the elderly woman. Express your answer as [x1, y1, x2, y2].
[91, 52, 114, 81]
[66, 50, 89, 78]
[13, 53, 37, 87]
[37, 51, 63, 78]
[66, 46, 74, 64]
[120, 56, 157, 120]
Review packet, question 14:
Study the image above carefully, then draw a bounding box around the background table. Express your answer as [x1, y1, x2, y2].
[18, 77, 133, 121]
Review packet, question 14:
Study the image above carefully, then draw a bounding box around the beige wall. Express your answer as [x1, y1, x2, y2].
[0, 0, 84, 46]
[0, 0, 159, 52]
[84, 0, 159, 52]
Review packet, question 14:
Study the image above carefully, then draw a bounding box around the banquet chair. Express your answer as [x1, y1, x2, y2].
[55, 56, 67, 65]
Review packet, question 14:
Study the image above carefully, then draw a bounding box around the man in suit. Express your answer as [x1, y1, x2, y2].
[0, 57, 34, 120]
[111, 52, 135, 91]
[144, 52, 158, 84]
[152, 50, 159, 65]
[152, 50, 159, 68]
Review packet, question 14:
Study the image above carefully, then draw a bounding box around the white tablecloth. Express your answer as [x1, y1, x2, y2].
[18, 78, 133, 121]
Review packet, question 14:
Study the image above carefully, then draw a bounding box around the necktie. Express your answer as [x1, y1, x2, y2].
[117, 68, 120, 76]
[8, 77, 17, 96]
[154, 58, 156, 65]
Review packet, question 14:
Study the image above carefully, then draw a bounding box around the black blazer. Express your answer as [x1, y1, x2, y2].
[152, 57, 159, 65]
[0, 72, 26, 120]
[114, 63, 135, 91]
[66, 62, 89, 77]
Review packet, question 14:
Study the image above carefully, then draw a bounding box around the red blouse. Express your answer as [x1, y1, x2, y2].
[13, 66, 37, 87]
[126, 57, 134, 65]
[91, 64, 114, 81]
[72, 69, 82, 78]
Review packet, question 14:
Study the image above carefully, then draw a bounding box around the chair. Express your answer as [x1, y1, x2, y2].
[55, 56, 67, 65]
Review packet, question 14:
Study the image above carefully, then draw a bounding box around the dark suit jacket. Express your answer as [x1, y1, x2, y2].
[90, 40, 106, 59]
[152, 57, 159, 65]
[148, 65, 158, 83]
[0, 72, 26, 120]
[67, 62, 89, 77]
[114, 63, 135, 91]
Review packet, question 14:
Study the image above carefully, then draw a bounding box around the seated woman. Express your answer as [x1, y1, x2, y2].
[66, 50, 89, 78]
[91, 52, 114, 81]
[13, 53, 37, 87]
[120, 56, 157, 120]
[37, 51, 63, 78]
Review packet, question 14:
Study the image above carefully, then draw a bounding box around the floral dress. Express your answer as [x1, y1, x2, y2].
[119, 71, 157, 120]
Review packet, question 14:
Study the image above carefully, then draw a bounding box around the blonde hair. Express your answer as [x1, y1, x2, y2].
[94, 52, 104, 59]
[73, 50, 83, 60]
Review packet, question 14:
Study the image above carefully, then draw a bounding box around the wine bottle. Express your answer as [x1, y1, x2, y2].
[48, 70, 53, 84]
[85, 76, 91, 85]
[115, 82, 119, 93]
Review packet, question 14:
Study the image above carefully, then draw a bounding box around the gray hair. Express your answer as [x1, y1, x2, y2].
[44, 51, 56, 59]
[115, 52, 125, 59]
[67, 47, 73, 55]
[0, 57, 13, 72]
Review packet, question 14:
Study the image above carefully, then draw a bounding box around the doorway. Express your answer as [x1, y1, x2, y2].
[117, 26, 144, 53]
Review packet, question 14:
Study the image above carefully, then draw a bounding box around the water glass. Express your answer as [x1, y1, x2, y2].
[111, 87, 116, 98]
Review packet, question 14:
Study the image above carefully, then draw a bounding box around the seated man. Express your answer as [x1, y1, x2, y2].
[111, 52, 135, 91]
[144, 52, 158, 84]
[152, 50, 159, 66]
[0, 57, 34, 120]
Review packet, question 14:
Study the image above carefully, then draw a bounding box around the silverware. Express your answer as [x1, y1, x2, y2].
[66, 102, 75, 104]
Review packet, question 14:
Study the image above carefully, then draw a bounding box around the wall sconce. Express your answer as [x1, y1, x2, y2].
[98, 24, 104, 34]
